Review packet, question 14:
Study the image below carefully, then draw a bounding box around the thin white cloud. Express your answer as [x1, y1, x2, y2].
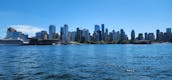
[10, 25, 45, 37]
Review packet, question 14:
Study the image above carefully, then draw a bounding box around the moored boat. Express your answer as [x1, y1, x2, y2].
[0, 39, 23, 45]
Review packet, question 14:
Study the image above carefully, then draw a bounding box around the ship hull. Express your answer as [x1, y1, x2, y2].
[0, 40, 23, 45]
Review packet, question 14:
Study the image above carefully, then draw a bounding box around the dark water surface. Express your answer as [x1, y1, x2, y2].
[0, 44, 172, 80]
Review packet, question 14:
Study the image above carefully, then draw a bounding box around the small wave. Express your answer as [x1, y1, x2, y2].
[34, 72, 45, 75]
[45, 73, 75, 79]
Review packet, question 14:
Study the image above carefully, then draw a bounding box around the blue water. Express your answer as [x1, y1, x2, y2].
[0, 44, 172, 80]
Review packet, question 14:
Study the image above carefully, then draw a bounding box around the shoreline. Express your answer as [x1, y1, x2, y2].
[0, 42, 172, 46]
[23, 41, 172, 45]
[0, 39, 172, 45]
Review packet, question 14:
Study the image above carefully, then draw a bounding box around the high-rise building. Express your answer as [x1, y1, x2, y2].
[60, 24, 69, 43]
[36, 31, 48, 40]
[82, 29, 90, 42]
[36, 32, 42, 39]
[42, 31, 48, 40]
[166, 28, 171, 33]
[70, 31, 76, 41]
[120, 29, 125, 41]
[76, 28, 82, 42]
[109, 32, 113, 41]
[165, 28, 172, 42]
[54, 33, 60, 40]
[159, 32, 164, 41]
[101, 24, 105, 41]
[64, 24, 69, 42]
[95, 25, 100, 32]
[105, 28, 109, 41]
[156, 29, 160, 41]
[112, 30, 115, 41]
[116, 31, 120, 41]
[94, 25, 101, 41]
[131, 30, 135, 41]
[49, 25, 56, 39]
[148, 33, 155, 41]
[94, 31, 100, 41]
[110, 30, 120, 41]
[60, 27, 63, 40]
[68, 32, 71, 41]
[145, 32, 148, 40]
[137, 33, 144, 40]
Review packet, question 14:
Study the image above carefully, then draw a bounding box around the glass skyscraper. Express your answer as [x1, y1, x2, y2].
[60, 24, 69, 43]
[49, 25, 56, 39]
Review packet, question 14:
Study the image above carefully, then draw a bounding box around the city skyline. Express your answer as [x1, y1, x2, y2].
[0, 0, 172, 38]
[1, 24, 172, 39]
[4, 25, 172, 43]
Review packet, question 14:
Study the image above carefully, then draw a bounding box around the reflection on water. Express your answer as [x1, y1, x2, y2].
[0, 44, 172, 80]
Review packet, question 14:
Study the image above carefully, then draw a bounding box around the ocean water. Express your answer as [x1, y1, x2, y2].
[0, 44, 172, 80]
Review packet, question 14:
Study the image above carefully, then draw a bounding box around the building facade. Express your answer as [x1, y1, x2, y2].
[49, 25, 56, 39]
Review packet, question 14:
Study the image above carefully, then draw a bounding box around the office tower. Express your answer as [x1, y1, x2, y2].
[163, 32, 167, 41]
[64, 24, 69, 42]
[36, 31, 48, 40]
[109, 32, 113, 41]
[93, 31, 99, 41]
[89, 35, 94, 41]
[95, 25, 100, 32]
[54, 33, 60, 40]
[49, 25, 56, 39]
[148, 33, 155, 41]
[68, 32, 72, 41]
[120, 29, 125, 41]
[60, 27, 63, 40]
[98, 30, 102, 41]
[145, 32, 148, 40]
[60, 24, 69, 43]
[94, 25, 101, 41]
[70, 31, 76, 41]
[76, 28, 82, 42]
[109, 30, 114, 41]
[116, 31, 120, 41]
[82, 29, 90, 42]
[131, 30, 135, 41]
[112, 30, 116, 41]
[138, 33, 144, 40]
[165, 28, 172, 42]
[41, 31, 48, 40]
[95, 31, 100, 41]
[114, 31, 119, 41]
[124, 34, 129, 40]
[101, 24, 105, 41]
[111, 30, 119, 41]
[159, 32, 164, 41]
[105, 28, 109, 41]
[36, 32, 42, 39]
[156, 29, 160, 41]
[166, 28, 171, 33]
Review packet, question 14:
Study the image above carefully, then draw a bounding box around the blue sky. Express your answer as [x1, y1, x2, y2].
[0, 0, 172, 38]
